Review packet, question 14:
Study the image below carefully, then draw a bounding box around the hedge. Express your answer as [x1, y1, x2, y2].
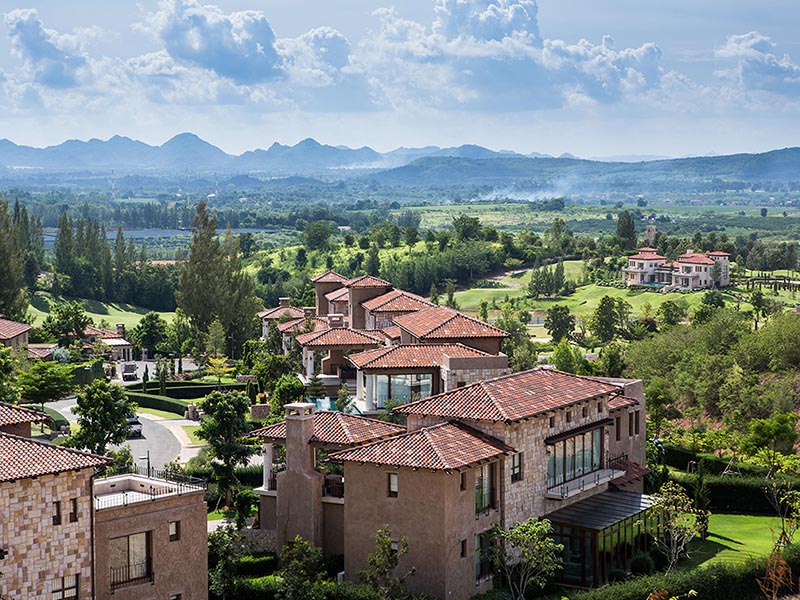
[185, 464, 263, 488]
[125, 382, 247, 399]
[662, 443, 768, 478]
[237, 554, 277, 577]
[125, 392, 189, 416]
[669, 471, 800, 514]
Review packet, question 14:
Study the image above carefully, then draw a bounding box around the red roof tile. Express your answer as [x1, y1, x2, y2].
[311, 271, 348, 284]
[27, 345, 54, 360]
[325, 287, 350, 302]
[329, 422, 513, 471]
[395, 368, 620, 423]
[258, 305, 305, 321]
[345, 275, 392, 288]
[608, 396, 639, 411]
[0, 318, 32, 340]
[677, 252, 715, 265]
[0, 402, 48, 427]
[0, 432, 110, 482]
[251, 411, 405, 446]
[637, 247, 659, 252]
[295, 328, 385, 348]
[361, 290, 436, 314]
[627, 252, 665, 260]
[382, 326, 402, 340]
[611, 459, 650, 486]
[348, 343, 491, 370]
[708, 251, 731, 256]
[393, 307, 508, 340]
[83, 325, 122, 339]
[277, 317, 329, 334]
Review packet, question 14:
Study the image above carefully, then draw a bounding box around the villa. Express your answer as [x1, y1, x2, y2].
[622, 247, 730, 289]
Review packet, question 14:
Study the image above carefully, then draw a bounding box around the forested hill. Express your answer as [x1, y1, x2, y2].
[368, 147, 800, 190]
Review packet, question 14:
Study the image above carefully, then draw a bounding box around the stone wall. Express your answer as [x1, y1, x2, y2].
[0, 471, 94, 600]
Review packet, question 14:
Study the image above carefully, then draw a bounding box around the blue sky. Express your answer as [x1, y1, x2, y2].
[0, 1, 798, 157]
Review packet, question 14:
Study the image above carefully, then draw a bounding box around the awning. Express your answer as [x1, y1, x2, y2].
[544, 418, 613, 445]
[546, 490, 654, 531]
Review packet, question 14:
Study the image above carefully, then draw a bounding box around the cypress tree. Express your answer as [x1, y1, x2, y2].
[0, 200, 28, 320]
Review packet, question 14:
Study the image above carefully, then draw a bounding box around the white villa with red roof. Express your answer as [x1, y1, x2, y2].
[622, 247, 730, 289]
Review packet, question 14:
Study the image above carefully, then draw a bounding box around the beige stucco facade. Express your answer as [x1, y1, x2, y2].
[0, 470, 95, 600]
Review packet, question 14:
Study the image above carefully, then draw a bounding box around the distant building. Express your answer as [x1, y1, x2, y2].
[622, 247, 730, 289]
[0, 317, 32, 351]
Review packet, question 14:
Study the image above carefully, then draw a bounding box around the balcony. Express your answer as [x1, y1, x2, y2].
[110, 558, 153, 591]
[94, 466, 206, 510]
[323, 476, 345, 498]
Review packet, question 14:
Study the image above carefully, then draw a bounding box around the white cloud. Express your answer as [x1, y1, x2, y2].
[715, 31, 800, 98]
[4, 8, 89, 88]
[433, 0, 540, 43]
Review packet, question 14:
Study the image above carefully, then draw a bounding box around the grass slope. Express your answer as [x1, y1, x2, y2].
[27, 292, 176, 329]
[683, 513, 781, 569]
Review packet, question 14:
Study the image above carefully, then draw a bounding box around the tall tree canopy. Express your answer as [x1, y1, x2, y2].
[0, 200, 28, 321]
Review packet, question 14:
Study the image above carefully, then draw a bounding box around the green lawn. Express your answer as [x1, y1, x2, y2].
[27, 292, 176, 329]
[182, 425, 205, 445]
[682, 513, 781, 570]
[137, 406, 183, 419]
[207, 508, 235, 521]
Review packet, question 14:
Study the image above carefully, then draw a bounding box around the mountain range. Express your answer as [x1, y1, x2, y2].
[0, 133, 798, 192]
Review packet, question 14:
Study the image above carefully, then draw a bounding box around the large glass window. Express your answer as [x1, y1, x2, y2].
[475, 462, 496, 513]
[375, 373, 434, 408]
[475, 531, 493, 581]
[109, 532, 152, 591]
[52, 575, 78, 600]
[547, 427, 604, 488]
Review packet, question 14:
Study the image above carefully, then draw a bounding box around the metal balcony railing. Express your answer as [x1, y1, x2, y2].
[323, 478, 345, 498]
[110, 558, 153, 591]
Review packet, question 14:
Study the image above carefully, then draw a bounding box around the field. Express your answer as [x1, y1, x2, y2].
[27, 292, 176, 329]
[683, 513, 781, 569]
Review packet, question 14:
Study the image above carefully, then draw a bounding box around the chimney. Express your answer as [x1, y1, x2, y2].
[303, 306, 317, 318]
[685, 249, 693, 254]
[284, 402, 316, 473]
[116, 323, 126, 337]
[329, 314, 344, 329]
[279, 297, 290, 308]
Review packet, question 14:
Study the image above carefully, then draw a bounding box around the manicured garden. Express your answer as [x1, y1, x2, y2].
[682, 513, 781, 569]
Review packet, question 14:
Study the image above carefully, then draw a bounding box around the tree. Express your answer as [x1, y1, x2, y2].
[616, 210, 637, 249]
[208, 524, 244, 600]
[42, 300, 90, 345]
[303, 220, 335, 251]
[17, 361, 75, 407]
[751, 289, 766, 330]
[198, 390, 254, 505]
[305, 371, 326, 400]
[166, 308, 193, 370]
[131, 311, 167, 355]
[488, 518, 563, 600]
[452, 214, 482, 241]
[551, 338, 588, 374]
[709, 262, 723, 288]
[403, 226, 419, 249]
[596, 341, 626, 377]
[761, 207, 768, 218]
[366, 244, 381, 276]
[67, 380, 136, 455]
[444, 279, 459, 309]
[657, 300, 687, 327]
[650, 481, 704, 572]
[206, 356, 234, 387]
[359, 525, 415, 600]
[478, 299, 489, 322]
[0, 346, 19, 404]
[271, 373, 305, 416]
[233, 488, 256, 530]
[495, 302, 537, 372]
[336, 384, 353, 413]
[589, 295, 618, 343]
[279, 535, 326, 600]
[0, 200, 27, 321]
[544, 305, 575, 343]
[206, 318, 227, 357]
[295, 247, 307, 269]
[742, 412, 799, 474]
[429, 282, 439, 305]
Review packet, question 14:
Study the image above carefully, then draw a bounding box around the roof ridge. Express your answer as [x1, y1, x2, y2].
[422, 423, 450, 469]
[0, 430, 109, 461]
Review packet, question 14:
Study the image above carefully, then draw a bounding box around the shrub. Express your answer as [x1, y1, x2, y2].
[607, 569, 628, 583]
[629, 553, 655, 576]
[238, 554, 278, 577]
[232, 574, 281, 599]
[125, 391, 188, 416]
[668, 471, 797, 514]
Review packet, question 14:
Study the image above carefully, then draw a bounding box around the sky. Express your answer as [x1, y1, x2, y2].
[0, 0, 799, 157]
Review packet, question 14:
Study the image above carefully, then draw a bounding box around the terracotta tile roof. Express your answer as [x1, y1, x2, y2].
[611, 459, 651, 486]
[345, 275, 392, 289]
[637, 247, 659, 252]
[277, 317, 329, 334]
[348, 343, 491, 370]
[627, 252, 665, 260]
[310, 271, 348, 284]
[383, 326, 402, 340]
[27, 345, 55, 360]
[708, 251, 731, 256]
[677, 252, 715, 265]
[258, 305, 305, 321]
[361, 289, 436, 314]
[0, 402, 48, 427]
[329, 422, 513, 471]
[0, 318, 32, 340]
[84, 325, 122, 339]
[608, 396, 639, 411]
[295, 328, 385, 348]
[393, 306, 508, 340]
[0, 432, 110, 482]
[395, 368, 620, 423]
[251, 411, 405, 446]
[325, 287, 350, 302]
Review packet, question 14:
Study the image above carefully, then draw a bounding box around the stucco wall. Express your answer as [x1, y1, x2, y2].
[0, 471, 94, 600]
[94, 490, 208, 600]
[0, 421, 32, 437]
[322, 500, 345, 556]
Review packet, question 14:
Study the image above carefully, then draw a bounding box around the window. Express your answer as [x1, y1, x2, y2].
[475, 463, 496, 513]
[615, 416, 621, 442]
[457, 381, 466, 388]
[52, 574, 78, 599]
[634, 410, 641, 435]
[109, 532, 152, 591]
[169, 596, 182, 600]
[52, 501, 62, 526]
[566, 411, 572, 423]
[549, 416, 555, 428]
[169, 521, 181, 542]
[511, 453, 523, 483]
[475, 531, 492, 582]
[461, 539, 467, 558]
[628, 412, 634, 437]
[547, 428, 603, 488]
[460, 472, 467, 491]
[69, 499, 78, 523]
[582, 406, 588, 418]
[597, 401, 603, 414]
[387, 473, 398, 498]
[389, 541, 399, 553]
